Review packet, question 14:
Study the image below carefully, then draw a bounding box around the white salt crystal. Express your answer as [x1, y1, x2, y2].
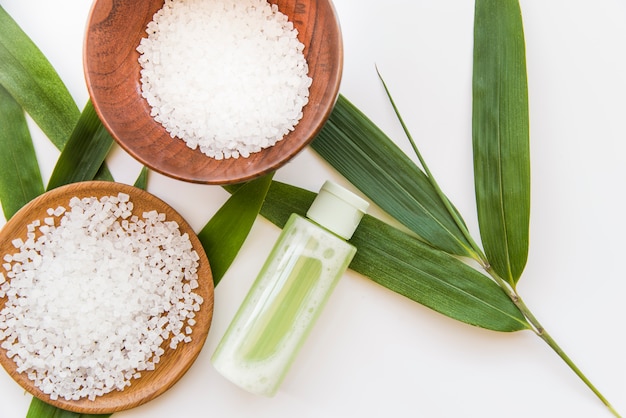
[137, 0, 311, 159]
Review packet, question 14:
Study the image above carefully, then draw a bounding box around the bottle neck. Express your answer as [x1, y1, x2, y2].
[303, 214, 349, 241]
[305, 181, 369, 240]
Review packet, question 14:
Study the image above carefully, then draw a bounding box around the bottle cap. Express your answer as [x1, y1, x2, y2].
[306, 181, 369, 240]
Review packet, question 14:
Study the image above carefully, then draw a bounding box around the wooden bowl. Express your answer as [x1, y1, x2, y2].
[84, 0, 343, 184]
[0, 182, 214, 414]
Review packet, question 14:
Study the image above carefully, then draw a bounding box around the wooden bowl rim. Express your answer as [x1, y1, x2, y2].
[83, 0, 343, 185]
[0, 181, 214, 414]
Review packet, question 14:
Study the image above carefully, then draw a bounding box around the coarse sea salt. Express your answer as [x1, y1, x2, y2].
[137, 0, 312, 160]
[0, 193, 203, 402]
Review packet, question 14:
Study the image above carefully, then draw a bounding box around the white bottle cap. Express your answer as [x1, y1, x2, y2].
[306, 181, 369, 240]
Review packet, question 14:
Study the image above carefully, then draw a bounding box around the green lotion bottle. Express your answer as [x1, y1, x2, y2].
[211, 181, 369, 396]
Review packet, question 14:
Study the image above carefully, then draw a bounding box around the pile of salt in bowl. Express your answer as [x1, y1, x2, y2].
[0, 193, 203, 402]
[137, 0, 313, 160]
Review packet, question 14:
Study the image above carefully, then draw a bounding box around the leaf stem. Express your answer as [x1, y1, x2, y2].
[375, 66, 486, 262]
[375, 66, 620, 418]
[521, 301, 621, 417]
[483, 266, 621, 417]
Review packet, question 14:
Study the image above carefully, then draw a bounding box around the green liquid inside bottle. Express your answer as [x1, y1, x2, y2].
[241, 254, 322, 361]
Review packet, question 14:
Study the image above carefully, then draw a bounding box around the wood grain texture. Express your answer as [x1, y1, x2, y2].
[0, 181, 214, 414]
[83, 0, 343, 184]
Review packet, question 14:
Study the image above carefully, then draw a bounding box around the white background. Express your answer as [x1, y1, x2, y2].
[0, 1, 625, 417]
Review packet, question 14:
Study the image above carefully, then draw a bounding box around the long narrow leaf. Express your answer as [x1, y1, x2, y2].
[312, 95, 474, 258]
[0, 84, 44, 219]
[199, 173, 274, 285]
[26, 398, 109, 418]
[472, 0, 530, 286]
[256, 181, 530, 332]
[0, 5, 79, 150]
[46, 101, 114, 190]
[376, 70, 483, 260]
[352, 215, 529, 331]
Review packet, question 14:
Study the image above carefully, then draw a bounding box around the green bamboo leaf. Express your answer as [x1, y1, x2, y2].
[257, 181, 530, 332]
[352, 216, 529, 331]
[26, 398, 109, 418]
[375, 69, 484, 262]
[312, 95, 474, 258]
[46, 101, 114, 191]
[92, 163, 115, 182]
[0, 84, 44, 219]
[133, 166, 149, 190]
[199, 173, 274, 285]
[472, 0, 530, 286]
[0, 5, 80, 150]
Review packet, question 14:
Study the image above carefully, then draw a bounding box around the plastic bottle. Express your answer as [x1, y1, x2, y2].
[211, 180, 369, 396]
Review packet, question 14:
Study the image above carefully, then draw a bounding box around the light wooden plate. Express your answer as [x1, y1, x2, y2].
[84, 0, 343, 184]
[0, 182, 214, 414]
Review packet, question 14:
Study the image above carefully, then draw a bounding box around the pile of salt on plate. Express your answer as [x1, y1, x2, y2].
[137, 0, 313, 160]
[0, 193, 203, 402]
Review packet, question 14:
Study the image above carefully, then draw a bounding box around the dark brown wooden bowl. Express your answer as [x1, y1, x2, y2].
[0, 182, 214, 414]
[84, 0, 343, 184]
